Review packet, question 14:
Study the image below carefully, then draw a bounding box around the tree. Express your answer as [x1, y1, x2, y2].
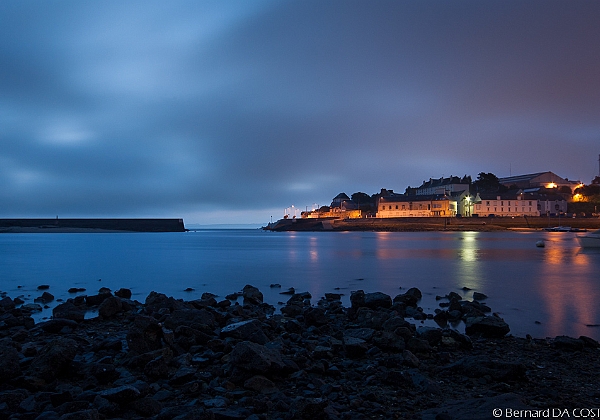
[351, 192, 373, 205]
[473, 172, 501, 192]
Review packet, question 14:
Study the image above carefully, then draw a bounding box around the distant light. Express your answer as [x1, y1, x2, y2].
[547, 182, 557, 188]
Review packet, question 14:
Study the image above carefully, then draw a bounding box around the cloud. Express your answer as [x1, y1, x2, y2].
[1, 0, 599, 223]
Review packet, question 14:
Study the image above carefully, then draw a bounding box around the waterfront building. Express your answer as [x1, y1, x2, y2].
[472, 192, 540, 217]
[377, 194, 457, 218]
[498, 171, 580, 192]
[414, 176, 471, 196]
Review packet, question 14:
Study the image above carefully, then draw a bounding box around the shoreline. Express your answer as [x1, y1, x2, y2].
[267, 216, 600, 232]
[1, 285, 598, 419]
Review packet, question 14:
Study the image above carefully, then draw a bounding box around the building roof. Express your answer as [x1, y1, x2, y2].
[332, 193, 350, 200]
[379, 194, 453, 203]
[418, 176, 469, 189]
[498, 172, 548, 184]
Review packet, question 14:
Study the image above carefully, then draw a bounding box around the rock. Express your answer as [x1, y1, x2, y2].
[98, 296, 123, 318]
[126, 315, 164, 354]
[228, 341, 285, 374]
[164, 308, 216, 332]
[553, 335, 585, 351]
[363, 292, 392, 309]
[473, 292, 488, 301]
[98, 385, 141, 404]
[58, 409, 100, 420]
[279, 287, 295, 295]
[269, 283, 281, 288]
[0, 296, 16, 311]
[68, 288, 86, 293]
[421, 393, 533, 420]
[242, 284, 263, 305]
[28, 338, 78, 382]
[344, 328, 375, 341]
[350, 290, 365, 308]
[304, 307, 329, 326]
[0, 343, 21, 382]
[244, 375, 278, 394]
[144, 291, 188, 314]
[37, 285, 51, 290]
[34, 291, 55, 304]
[220, 319, 269, 344]
[85, 293, 112, 307]
[38, 319, 79, 333]
[114, 288, 132, 299]
[465, 315, 510, 338]
[393, 289, 421, 307]
[443, 356, 527, 381]
[343, 336, 368, 358]
[53, 301, 87, 322]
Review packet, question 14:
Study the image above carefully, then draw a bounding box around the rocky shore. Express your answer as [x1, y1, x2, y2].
[1, 285, 599, 420]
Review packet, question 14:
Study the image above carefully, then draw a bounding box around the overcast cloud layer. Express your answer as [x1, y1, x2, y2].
[1, 0, 599, 224]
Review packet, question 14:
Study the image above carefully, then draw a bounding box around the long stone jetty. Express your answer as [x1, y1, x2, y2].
[0, 218, 186, 233]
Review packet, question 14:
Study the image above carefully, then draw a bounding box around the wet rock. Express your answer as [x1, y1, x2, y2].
[473, 292, 488, 301]
[465, 315, 510, 338]
[98, 385, 141, 404]
[0, 343, 21, 382]
[343, 336, 368, 358]
[0, 296, 16, 311]
[58, 409, 100, 420]
[38, 319, 79, 333]
[164, 308, 216, 332]
[363, 292, 392, 309]
[244, 375, 278, 394]
[37, 285, 51, 290]
[242, 284, 263, 305]
[28, 338, 78, 383]
[393, 288, 422, 307]
[126, 315, 164, 354]
[145, 291, 188, 314]
[68, 288, 86, 293]
[553, 335, 585, 351]
[220, 319, 269, 345]
[114, 288, 132, 299]
[304, 307, 329, 326]
[52, 301, 86, 322]
[98, 296, 123, 318]
[34, 291, 55, 304]
[421, 393, 533, 420]
[443, 355, 527, 381]
[228, 341, 285, 375]
[85, 293, 112, 307]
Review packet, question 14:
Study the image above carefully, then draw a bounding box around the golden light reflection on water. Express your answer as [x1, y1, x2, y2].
[309, 236, 318, 262]
[538, 241, 597, 337]
[457, 232, 481, 290]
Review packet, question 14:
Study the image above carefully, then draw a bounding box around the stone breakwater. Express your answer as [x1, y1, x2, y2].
[1, 286, 600, 420]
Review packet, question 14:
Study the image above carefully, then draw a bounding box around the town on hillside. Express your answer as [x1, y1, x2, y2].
[295, 171, 600, 220]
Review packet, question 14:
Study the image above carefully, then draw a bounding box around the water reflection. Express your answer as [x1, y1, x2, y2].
[538, 239, 598, 337]
[457, 232, 481, 290]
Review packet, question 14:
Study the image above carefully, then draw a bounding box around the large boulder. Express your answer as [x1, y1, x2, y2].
[220, 319, 269, 344]
[163, 309, 216, 332]
[126, 315, 164, 354]
[363, 292, 393, 309]
[0, 344, 21, 381]
[98, 296, 123, 318]
[28, 338, 78, 382]
[465, 316, 510, 338]
[242, 285, 263, 305]
[228, 341, 285, 375]
[52, 301, 86, 322]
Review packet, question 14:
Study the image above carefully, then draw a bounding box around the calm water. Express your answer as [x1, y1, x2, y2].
[1, 230, 599, 340]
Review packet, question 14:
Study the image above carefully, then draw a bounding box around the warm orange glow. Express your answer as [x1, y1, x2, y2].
[546, 182, 557, 188]
[573, 193, 583, 202]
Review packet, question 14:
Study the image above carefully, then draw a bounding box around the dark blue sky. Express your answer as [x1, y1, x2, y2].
[1, 0, 599, 224]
